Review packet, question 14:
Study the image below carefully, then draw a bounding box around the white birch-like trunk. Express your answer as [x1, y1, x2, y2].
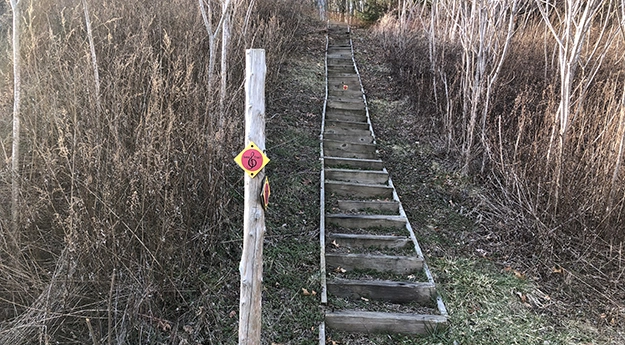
[219, 0, 231, 128]
[10, 0, 21, 233]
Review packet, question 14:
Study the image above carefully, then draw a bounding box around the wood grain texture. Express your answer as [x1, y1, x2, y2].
[325, 253, 423, 273]
[325, 310, 447, 334]
[325, 214, 407, 229]
[327, 279, 436, 304]
[328, 233, 409, 248]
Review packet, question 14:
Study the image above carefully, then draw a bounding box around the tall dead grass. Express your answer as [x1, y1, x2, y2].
[374, 2, 625, 321]
[0, 0, 307, 343]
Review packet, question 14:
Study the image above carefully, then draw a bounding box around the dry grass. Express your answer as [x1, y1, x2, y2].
[369, 3, 625, 334]
[0, 0, 310, 343]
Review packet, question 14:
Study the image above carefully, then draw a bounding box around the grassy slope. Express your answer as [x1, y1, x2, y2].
[348, 27, 625, 345]
[260, 19, 326, 345]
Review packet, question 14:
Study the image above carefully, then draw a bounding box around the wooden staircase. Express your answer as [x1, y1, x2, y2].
[319, 23, 448, 343]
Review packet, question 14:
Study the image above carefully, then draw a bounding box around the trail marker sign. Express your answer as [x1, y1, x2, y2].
[261, 176, 270, 209]
[234, 141, 269, 178]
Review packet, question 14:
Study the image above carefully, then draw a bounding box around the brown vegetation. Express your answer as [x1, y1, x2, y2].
[372, 1, 625, 327]
[0, 0, 308, 343]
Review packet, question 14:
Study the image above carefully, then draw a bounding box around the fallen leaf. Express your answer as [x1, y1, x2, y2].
[503, 266, 512, 272]
[312, 290, 317, 296]
[513, 270, 525, 279]
[229, 310, 236, 318]
[331, 240, 339, 248]
[302, 288, 310, 296]
[334, 266, 347, 273]
[552, 266, 563, 274]
[516, 291, 527, 303]
[407, 274, 416, 280]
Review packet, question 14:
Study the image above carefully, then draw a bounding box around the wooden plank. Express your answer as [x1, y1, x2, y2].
[328, 233, 409, 249]
[324, 148, 376, 160]
[328, 76, 360, 83]
[325, 168, 388, 184]
[323, 139, 377, 156]
[325, 310, 447, 334]
[324, 133, 373, 144]
[326, 120, 369, 130]
[326, 214, 407, 229]
[327, 66, 355, 72]
[325, 253, 423, 273]
[337, 200, 399, 213]
[327, 97, 362, 104]
[325, 111, 367, 123]
[327, 100, 365, 111]
[325, 180, 393, 199]
[324, 157, 384, 170]
[327, 279, 436, 304]
[324, 126, 370, 135]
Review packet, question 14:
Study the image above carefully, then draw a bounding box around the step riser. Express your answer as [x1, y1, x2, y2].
[325, 169, 388, 185]
[328, 233, 409, 249]
[327, 280, 436, 304]
[325, 183, 393, 199]
[326, 122, 370, 131]
[324, 157, 384, 170]
[327, 101, 365, 111]
[325, 311, 447, 335]
[337, 200, 399, 213]
[324, 134, 373, 144]
[324, 140, 376, 155]
[326, 254, 423, 274]
[326, 216, 406, 229]
[325, 113, 367, 123]
[324, 149, 376, 160]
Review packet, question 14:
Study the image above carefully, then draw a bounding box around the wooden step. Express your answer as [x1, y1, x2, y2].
[324, 156, 384, 170]
[327, 73, 360, 79]
[325, 180, 393, 199]
[323, 140, 377, 159]
[327, 65, 355, 72]
[328, 76, 360, 82]
[324, 133, 373, 144]
[327, 100, 365, 111]
[328, 82, 360, 94]
[325, 111, 367, 123]
[324, 148, 376, 160]
[327, 96, 363, 104]
[326, 214, 406, 229]
[325, 253, 423, 273]
[328, 233, 409, 249]
[326, 119, 369, 128]
[325, 310, 447, 334]
[337, 200, 399, 213]
[327, 91, 362, 99]
[327, 279, 436, 304]
[325, 168, 388, 185]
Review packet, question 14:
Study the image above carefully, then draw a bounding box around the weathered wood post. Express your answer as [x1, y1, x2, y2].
[238, 49, 266, 345]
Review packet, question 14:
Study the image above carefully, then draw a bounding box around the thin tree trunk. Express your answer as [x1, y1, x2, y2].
[219, 0, 231, 128]
[10, 0, 21, 234]
[82, 0, 101, 112]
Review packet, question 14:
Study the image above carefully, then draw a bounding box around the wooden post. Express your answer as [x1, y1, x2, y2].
[239, 49, 266, 345]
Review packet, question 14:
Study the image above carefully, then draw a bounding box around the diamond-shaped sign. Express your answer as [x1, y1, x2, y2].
[234, 141, 269, 178]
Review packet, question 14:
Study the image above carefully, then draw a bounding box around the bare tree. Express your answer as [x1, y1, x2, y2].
[428, 0, 519, 173]
[220, 0, 232, 128]
[535, 0, 615, 205]
[10, 0, 21, 234]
